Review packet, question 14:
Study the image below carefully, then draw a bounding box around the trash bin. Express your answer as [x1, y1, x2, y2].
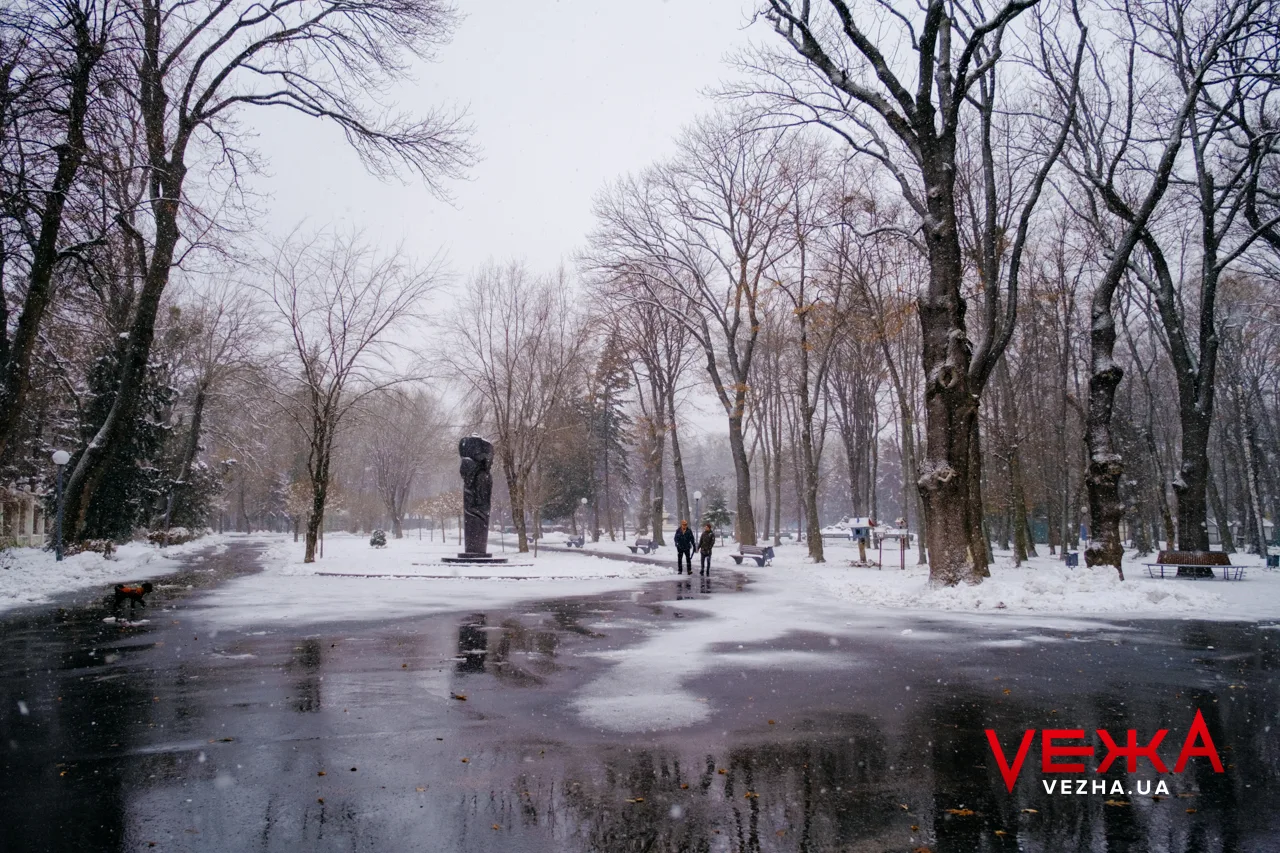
[1267, 554, 1279, 569]
[1066, 552, 1079, 568]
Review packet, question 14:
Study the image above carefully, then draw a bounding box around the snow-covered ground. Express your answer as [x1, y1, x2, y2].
[569, 539, 1280, 733]
[550, 532, 1279, 621]
[5, 528, 1278, 734]
[0, 534, 232, 613]
[191, 532, 675, 629]
[775, 539, 1280, 621]
[5, 529, 1275, 626]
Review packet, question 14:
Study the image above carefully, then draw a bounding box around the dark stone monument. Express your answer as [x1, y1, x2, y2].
[443, 434, 506, 564]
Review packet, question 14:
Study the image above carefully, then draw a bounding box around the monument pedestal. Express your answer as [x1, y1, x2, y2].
[442, 552, 508, 565]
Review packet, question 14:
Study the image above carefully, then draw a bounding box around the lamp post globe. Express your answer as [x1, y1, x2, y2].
[693, 490, 702, 526]
[50, 450, 70, 561]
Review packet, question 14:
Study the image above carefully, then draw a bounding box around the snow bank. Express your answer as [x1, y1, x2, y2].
[0, 534, 229, 613]
[768, 541, 1280, 621]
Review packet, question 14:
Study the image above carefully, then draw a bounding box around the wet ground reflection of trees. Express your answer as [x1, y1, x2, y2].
[494, 625, 1280, 852]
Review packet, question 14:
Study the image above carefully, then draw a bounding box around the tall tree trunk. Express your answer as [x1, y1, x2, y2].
[796, 320, 824, 562]
[1236, 388, 1269, 556]
[163, 382, 208, 530]
[1207, 465, 1234, 553]
[727, 411, 757, 546]
[1084, 297, 1126, 577]
[649, 426, 665, 545]
[63, 1, 192, 539]
[0, 10, 101, 461]
[667, 384, 690, 525]
[1173, 406, 1212, 551]
[772, 407, 783, 544]
[303, 429, 333, 562]
[915, 161, 988, 585]
[501, 452, 529, 552]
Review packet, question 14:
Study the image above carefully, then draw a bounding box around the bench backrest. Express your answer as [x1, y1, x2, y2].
[1155, 550, 1231, 566]
[635, 538, 652, 546]
[741, 545, 775, 557]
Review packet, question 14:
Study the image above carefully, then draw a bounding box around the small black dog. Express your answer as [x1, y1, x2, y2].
[112, 582, 154, 618]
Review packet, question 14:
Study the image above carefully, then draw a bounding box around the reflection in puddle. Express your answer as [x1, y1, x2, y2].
[1, 554, 1277, 852]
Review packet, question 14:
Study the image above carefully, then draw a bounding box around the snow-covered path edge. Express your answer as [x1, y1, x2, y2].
[0, 533, 246, 614]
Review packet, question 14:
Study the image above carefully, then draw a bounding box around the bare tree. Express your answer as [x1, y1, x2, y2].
[589, 114, 799, 546]
[1047, 0, 1269, 572]
[359, 388, 442, 538]
[618, 300, 693, 543]
[265, 230, 437, 563]
[159, 278, 264, 529]
[0, 0, 116, 461]
[443, 263, 587, 553]
[59, 0, 473, 538]
[770, 138, 852, 561]
[753, 0, 1082, 584]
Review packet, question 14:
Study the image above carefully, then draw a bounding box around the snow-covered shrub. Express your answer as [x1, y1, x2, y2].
[370, 529, 387, 548]
[147, 527, 200, 546]
[66, 539, 115, 558]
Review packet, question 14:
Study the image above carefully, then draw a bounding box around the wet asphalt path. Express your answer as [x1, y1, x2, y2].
[1, 540, 1279, 852]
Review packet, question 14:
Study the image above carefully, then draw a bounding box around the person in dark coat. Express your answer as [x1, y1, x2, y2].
[674, 519, 695, 575]
[697, 523, 715, 575]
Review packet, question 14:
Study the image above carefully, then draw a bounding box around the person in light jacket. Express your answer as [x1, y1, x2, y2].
[673, 520, 695, 575]
[697, 523, 715, 576]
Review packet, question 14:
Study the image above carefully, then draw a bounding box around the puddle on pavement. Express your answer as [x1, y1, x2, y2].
[1, 543, 1278, 851]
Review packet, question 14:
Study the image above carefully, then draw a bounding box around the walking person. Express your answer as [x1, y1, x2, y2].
[698, 523, 715, 576]
[674, 519, 695, 575]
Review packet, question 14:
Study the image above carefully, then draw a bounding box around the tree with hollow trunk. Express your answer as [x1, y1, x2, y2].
[59, 0, 472, 540]
[753, 0, 1082, 584]
[265, 231, 437, 563]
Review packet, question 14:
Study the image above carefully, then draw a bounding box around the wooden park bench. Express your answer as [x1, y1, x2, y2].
[628, 538, 656, 555]
[731, 545, 775, 567]
[564, 535, 584, 548]
[1145, 550, 1244, 581]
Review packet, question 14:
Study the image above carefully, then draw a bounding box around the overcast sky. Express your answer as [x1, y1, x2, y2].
[247, 0, 761, 278]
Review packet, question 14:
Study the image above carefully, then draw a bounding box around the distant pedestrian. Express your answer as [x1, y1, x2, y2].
[674, 519, 695, 575]
[698, 523, 715, 575]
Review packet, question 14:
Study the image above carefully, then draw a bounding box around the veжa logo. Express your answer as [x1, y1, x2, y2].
[984, 709, 1224, 793]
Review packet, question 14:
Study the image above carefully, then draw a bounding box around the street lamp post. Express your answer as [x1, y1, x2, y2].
[51, 450, 70, 561]
[693, 490, 702, 528]
[579, 496, 587, 536]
